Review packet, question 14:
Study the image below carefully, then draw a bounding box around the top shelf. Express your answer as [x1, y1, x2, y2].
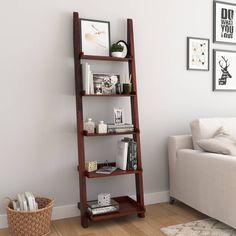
[79, 53, 133, 62]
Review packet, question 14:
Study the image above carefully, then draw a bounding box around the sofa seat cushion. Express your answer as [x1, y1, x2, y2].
[190, 118, 236, 150]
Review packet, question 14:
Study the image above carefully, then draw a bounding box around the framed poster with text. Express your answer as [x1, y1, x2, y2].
[214, 1, 236, 44]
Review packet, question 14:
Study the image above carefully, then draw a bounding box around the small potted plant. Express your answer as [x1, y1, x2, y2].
[111, 43, 124, 58]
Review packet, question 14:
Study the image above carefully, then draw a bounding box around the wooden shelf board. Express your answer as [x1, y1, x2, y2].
[80, 54, 133, 62]
[83, 129, 139, 137]
[87, 196, 145, 222]
[81, 91, 136, 97]
[85, 168, 141, 179]
[81, 162, 141, 178]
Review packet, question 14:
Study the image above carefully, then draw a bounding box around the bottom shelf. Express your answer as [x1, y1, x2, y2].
[87, 196, 145, 222]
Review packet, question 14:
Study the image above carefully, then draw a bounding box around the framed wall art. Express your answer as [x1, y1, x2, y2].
[187, 37, 209, 71]
[213, 49, 236, 91]
[213, 1, 236, 44]
[80, 19, 111, 56]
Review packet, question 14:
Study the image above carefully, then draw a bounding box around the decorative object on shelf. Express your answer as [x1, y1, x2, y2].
[115, 82, 122, 94]
[123, 83, 132, 94]
[82, 62, 93, 94]
[96, 121, 107, 134]
[213, 49, 236, 91]
[85, 161, 97, 172]
[111, 43, 124, 57]
[84, 118, 95, 133]
[96, 165, 117, 174]
[187, 37, 209, 71]
[87, 199, 119, 216]
[114, 108, 124, 125]
[117, 40, 128, 58]
[98, 193, 111, 206]
[80, 18, 111, 56]
[93, 73, 120, 94]
[213, 1, 236, 44]
[107, 123, 134, 133]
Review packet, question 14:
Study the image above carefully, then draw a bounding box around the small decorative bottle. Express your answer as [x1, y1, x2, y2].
[96, 121, 107, 134]
[84, 118, 95, 134]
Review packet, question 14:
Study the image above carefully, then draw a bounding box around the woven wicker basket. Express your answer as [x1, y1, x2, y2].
[7, 197, 54, 236]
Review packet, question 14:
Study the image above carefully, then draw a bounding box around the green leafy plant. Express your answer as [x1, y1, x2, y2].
[111, 43, 124, 52]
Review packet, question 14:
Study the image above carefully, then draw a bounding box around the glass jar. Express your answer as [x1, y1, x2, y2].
[96, 121, 107, 134]
[84, 118, 95, 134]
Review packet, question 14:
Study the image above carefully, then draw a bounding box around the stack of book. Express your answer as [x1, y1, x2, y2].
[107, 124, 134, 133]
[87, 199, 119, 216]
[116, 138, 137, 171]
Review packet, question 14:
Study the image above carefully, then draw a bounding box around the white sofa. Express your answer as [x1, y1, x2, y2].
[168, 118, 236, 229]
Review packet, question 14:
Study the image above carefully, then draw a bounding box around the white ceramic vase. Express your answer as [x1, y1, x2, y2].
[111, 51, 122, 58]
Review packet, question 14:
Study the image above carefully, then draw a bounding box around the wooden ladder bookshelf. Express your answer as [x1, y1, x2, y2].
[73, 12, 145, 228]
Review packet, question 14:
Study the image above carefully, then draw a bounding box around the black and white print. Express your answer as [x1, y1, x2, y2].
[187, 37, 209, 71]
[213, 49, 236, 91]
[93, 74, 120, 94]
[214, 1, 236, 44]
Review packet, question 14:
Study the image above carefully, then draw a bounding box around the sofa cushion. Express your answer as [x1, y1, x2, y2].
[197, 137, 236, 156]
[190, 118, 236, 150]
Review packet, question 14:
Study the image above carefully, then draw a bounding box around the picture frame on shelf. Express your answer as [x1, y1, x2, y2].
[80, 19, 111, 56]
[187, 37, 209, 71]
[213, 49, 236, 91]
[114, 108, 124, 125]
[213, 1, 236, 44]
[93, 74, 120, 94]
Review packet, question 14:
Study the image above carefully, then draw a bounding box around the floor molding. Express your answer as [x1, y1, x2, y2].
[0, 190, 169, 229]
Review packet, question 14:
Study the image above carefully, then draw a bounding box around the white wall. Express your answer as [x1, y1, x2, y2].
[1, 0, 236, 217]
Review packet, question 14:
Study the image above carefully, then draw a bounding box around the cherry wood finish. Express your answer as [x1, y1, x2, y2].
[73, 13, 145, 228]
[79, 52, 133, 61]
[83, 129, 139, 137]
[81, 91, 136, 97]
[87, 196, 145, 222]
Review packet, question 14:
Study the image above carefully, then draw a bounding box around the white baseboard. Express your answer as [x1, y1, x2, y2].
[0, 190, 169, 229]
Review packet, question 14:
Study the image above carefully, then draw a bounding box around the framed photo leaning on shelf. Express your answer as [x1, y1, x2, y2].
[80, 19, 111, 56]
[213, 1, 236, 44]
[187, 37, 209, 71]
[213, 49, 236, 91]
[114, 108, 124, 125]
[93, 74, 120, 94]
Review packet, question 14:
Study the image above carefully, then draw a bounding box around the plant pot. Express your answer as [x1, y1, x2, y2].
[111, 51, 122, 58]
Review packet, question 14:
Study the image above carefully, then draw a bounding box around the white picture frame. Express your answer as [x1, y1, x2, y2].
[187, 37, 209, 71]
[214, 1, 236, 44]
[213, 49, 236, 91]
[114, 108, 124, 125]
[80, 19, 110, 56]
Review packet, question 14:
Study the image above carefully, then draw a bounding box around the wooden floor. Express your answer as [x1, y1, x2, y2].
[0, 202, 206, 236]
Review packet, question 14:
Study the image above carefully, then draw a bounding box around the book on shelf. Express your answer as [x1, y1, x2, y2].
[107, 123, 134, 128]
[116, 141, 129, 170]
[123, 137, 137, 170]
[87, 199, 119, 215]
[96, 166, 117, 174]
[116, 138, 137, 171]
[108, 128, 134, 133]
[107, 123, 134, 133]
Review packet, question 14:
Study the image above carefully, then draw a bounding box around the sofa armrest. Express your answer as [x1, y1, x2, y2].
[168, 135, 193, 196]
